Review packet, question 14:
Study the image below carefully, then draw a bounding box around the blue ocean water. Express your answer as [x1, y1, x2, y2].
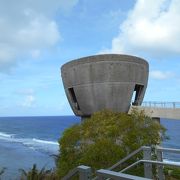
[161, 119, 180, 162]
[0, 116, 80, 179]
[0, 116, 179, 179]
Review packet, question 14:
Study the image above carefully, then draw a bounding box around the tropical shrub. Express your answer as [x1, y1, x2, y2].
[57, 108, 166, 178]
[19, 164, 58, 180]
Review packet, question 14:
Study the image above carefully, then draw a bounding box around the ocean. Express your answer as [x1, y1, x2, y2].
[0, 116, 179, 179]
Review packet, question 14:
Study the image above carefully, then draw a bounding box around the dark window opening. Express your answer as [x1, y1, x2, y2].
[68, 88, 80, 110]
[132, 84, 144, 106]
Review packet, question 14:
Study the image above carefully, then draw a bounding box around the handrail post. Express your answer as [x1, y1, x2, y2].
[143, 146, 152, 179]
[78, 165, 92, 180]
[173, 102, 175, 109]
[156, 148, 164, 180]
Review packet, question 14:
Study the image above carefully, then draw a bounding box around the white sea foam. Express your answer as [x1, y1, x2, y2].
[163, 159, 180, 165]
[32, 138, 59, 145]
[0, 132, 14, 138]
[0, 131, 59, 154]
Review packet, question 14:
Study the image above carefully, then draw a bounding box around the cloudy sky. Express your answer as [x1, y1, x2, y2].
[0, 0, 180, 116]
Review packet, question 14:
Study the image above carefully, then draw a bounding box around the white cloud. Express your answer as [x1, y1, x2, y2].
[18, 88, 36, 107]
[22, 95, 36, 108]
[31, 49, 41, 59]
[16, 88, 35, 95]
[150, 70, 174, 80]
[105, 0, 180, 56]
[0, 0, 79, 71]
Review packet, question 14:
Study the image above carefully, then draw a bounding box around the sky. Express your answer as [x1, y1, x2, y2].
[0, 0, 180, 116]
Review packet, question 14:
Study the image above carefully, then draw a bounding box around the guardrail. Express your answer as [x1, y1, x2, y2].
[141, 101, 180, 109]
[62, 146, 180, 180]
[62, 165, 91, 180]
[96, 169, 151, 180]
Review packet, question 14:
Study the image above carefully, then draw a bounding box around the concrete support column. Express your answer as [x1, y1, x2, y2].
[156, 149, 164, 180]
[143, 146, 152, 179]
[78, 165, 91, 180]
[152, 117, 160, 123]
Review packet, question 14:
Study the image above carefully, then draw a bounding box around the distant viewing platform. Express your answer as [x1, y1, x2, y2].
[142, 101, 180, 109]
[132, 101, 180, 120]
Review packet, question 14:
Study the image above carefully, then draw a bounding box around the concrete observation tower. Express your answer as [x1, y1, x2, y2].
[61, 54, 149, 118]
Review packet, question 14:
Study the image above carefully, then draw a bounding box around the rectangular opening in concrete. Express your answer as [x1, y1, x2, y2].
[68, 87, 80, 110]
[132, 84, 144, 105]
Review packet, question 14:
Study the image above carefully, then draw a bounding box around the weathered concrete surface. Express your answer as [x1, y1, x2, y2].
[61, 54, 149, 117]
[130, 106, 180, 120]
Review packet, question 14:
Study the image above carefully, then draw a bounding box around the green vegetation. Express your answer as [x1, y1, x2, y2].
[2, 109, 180, 179]
[57, 108, 167, 178]
[164, 166, 180, 179]
[19, 164, 58, 180]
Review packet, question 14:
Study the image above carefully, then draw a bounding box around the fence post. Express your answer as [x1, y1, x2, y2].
[78, 165, 91, 180]
[156, 148, 164, 180]
[143, 146, 152, 179]
[173, 102, 175, 109]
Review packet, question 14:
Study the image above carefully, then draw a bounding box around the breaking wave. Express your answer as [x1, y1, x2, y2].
[0, 132, 15, 138]
[0, 131, 59, 154]
[163, 159, 180, 165]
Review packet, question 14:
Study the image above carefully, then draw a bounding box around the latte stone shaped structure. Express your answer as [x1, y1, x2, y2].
[61, 54, 149, 118]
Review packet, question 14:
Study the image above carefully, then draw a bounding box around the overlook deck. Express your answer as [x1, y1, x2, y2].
[130, 101, 180, 120]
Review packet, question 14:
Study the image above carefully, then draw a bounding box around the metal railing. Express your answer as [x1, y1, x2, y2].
[62, 146, 180, 180]
[96, 169, 151, 180]
[155, 146, 180, 180]
[106, 146, 153, 179]
[62, 165, 92, 180]
[141, 101, 180, 109]
[108, 146, 144, 170]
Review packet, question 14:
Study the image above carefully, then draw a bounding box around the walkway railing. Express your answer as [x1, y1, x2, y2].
[62, 146, 180, 180]
[141, 101, 180, 109]
[62, 165, 91, 180]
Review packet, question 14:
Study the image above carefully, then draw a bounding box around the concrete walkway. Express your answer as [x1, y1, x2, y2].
[130, 106, 180, 120]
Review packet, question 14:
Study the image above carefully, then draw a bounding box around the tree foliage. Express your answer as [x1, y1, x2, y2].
[57, 108, 166, 178]
[19, 164, 58, 180]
